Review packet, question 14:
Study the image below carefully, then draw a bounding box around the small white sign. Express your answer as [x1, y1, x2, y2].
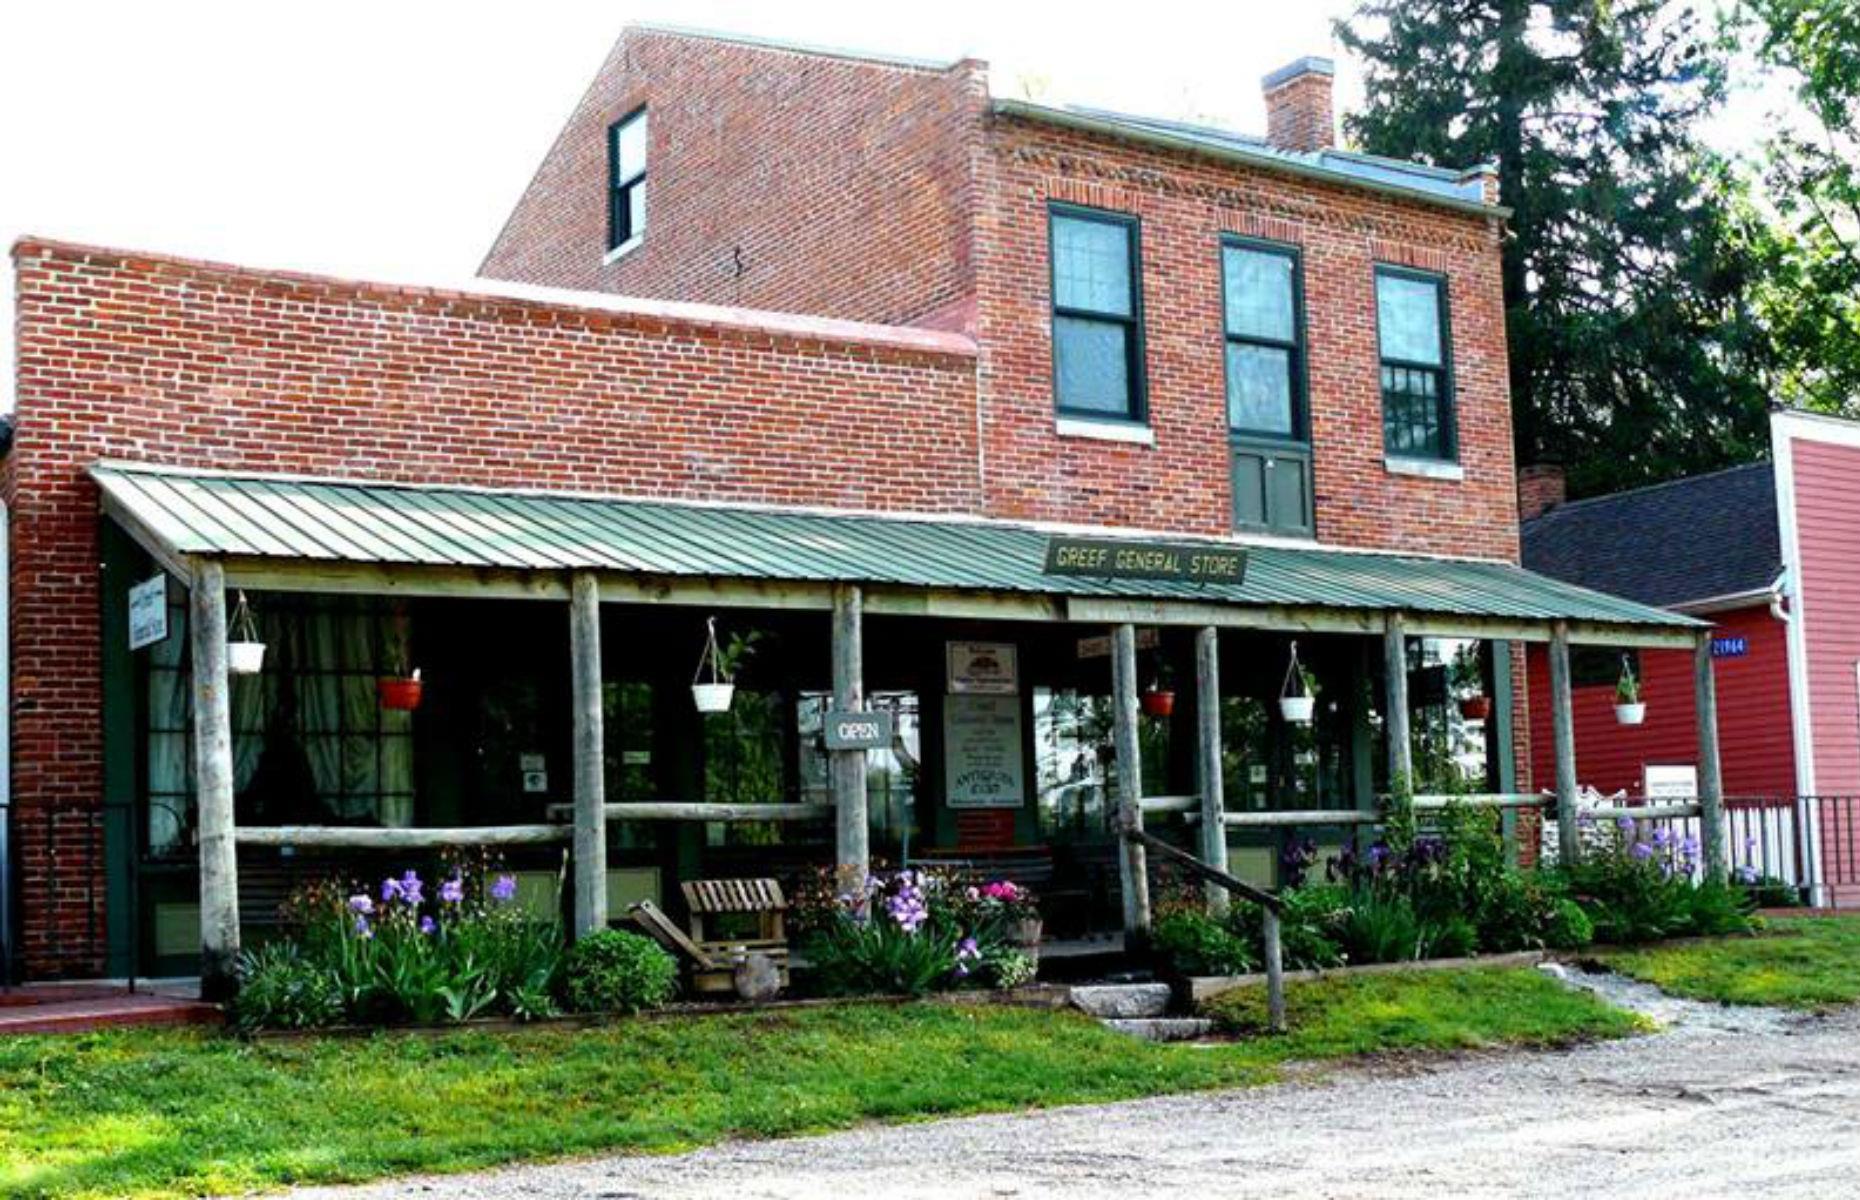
[522, 770, 549, 794]
[1644, 764, 1698, 801]
[519, 753, 547, 772]
[128, 574, 168, 651]
[947, 641, 1019, 695]
[621, 749, 652, 766]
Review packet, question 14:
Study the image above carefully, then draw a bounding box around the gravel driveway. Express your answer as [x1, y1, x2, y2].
[292, 973, 1860, 1200]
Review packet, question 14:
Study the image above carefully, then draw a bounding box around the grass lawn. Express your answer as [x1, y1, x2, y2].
[1600, 914, 1860, 1009]
[0, 967, 1637, 1200]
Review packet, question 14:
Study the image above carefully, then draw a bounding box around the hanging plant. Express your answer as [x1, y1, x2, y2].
[226, 591, 267, 676]
[1458, 695, 1493, 722]
[1279, 641, 1317, 724]
[692, 617, 759, 714]
[1614, 656, 1645, 726]
[1140, 657, 1176, 718]
[378, 604, 422, 711]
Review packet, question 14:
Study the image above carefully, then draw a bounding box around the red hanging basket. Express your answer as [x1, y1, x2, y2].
[1458, 695, 1493, 722]
[1140, 688, 1176, 718]
[378, 676, 424, 711]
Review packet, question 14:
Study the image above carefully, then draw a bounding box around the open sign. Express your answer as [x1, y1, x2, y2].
[823, 710, 894, 751]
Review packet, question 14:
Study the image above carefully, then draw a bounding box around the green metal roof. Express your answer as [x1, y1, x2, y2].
[91, 462, 1697, 634]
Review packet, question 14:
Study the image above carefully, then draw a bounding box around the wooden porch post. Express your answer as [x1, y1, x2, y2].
[1548, 621, 1582, 866]
[1111, 623, 1151, 943]
[569, 571, 608, 938]
[189, 557, 240, 1000]
[831, 584, 869, 897]
[1695, 632, 1729, 881]
[1195, 626, 1230, 915]
[1383, 614, 1412, 786]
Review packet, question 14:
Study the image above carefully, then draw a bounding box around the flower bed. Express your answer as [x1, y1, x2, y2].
[230, 860, 676, 1033]
[794, 868, 1040, 997]
[1150, 801, 1759, 982]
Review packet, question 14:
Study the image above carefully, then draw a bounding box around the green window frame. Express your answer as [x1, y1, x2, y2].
[1048, 204, 1146, 423]
[1374, 265, 1456, 460]
[1221, 237, 1307, 441]
[607, 107, 648, 251]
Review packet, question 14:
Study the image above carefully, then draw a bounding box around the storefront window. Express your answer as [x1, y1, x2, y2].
[145, 595, 416, 858]
[797, 691, 921, 857]
[1032, 687, 1168, 843]
[702, 688, 790, 846]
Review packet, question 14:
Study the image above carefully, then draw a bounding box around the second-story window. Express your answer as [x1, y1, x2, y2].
[1223, 240, 1304, 439]
[608, 107, 648, 253]
[1375, 267, 1455, 460]
[1049, 206, 1144, 422]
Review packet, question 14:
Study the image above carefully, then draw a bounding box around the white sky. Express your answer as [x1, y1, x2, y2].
[0, 1, 1777, 412]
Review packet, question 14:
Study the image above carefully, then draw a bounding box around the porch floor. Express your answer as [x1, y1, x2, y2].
[0, 979, 220, 1036]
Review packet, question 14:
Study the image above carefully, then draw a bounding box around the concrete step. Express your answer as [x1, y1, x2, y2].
[1101, 1017, 1216, 1042]
[1068, 982, 1173, 1019]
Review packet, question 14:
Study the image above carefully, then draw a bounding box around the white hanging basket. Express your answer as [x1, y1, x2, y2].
[226, 591, 266, 675]
[1614, 702, 1647, 726]
[692, 616, 738, 713]
[1279, 640, 1316, 724]
[1279, 695, 1316, 724]
[692, 682, 736, 713]
[228, 641, 267, 676]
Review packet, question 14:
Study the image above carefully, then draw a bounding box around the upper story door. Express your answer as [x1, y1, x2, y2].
[1221, 238, 1314, 539]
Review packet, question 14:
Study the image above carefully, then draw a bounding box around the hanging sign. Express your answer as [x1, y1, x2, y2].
[1043, 537, 1247, 585]
[520, 753, 549, 794]
[128, 574, 169, 651]
[1076, 628, 1161, 659]
[1711, 636, 1748, 659]
[824, 709, 894, 751]
[943, 693, 1026, 809]
[947, 641, 1019, 695]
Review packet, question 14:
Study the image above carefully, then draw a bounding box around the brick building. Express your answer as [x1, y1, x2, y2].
[3, 26, 1706, 987]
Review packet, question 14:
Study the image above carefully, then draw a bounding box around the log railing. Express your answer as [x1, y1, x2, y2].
[1123, 827, 1286, 1033]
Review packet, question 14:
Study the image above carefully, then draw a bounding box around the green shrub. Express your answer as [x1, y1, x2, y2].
[1340, 891, 1431, 963]
[1687, 880, 1758, 937]
[804, 913, 962, 996]
[984, 948, 1037, 989]
[1153, 907, 1256, 977]
[229, 942, 345, 1033]
[561, 929, 679, 1014]
[1275, 885, 1349, 969]
[1559, 822, 1753, 943]
[1540, 897, 1595, 950]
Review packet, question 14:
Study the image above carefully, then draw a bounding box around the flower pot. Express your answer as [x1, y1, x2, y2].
[1458, 695, 1492, 722]
[1013, 916, 1043, 970]
[227, 641, 267, 676]
[378, 677, 424, 711]
[1614, 702, 1646, 726]
[692, 682, 736, 713]
[1279, 695, 1315, 724]
[1140, 689, 1176, 718]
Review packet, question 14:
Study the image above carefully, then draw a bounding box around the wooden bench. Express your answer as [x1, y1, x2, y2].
[628, 879, 791, 997]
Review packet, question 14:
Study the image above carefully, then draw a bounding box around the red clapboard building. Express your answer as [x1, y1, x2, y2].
[1523, 407, 1860, 905]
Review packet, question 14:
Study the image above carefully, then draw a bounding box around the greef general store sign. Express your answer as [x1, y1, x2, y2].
[1042, 537, 1247, 585]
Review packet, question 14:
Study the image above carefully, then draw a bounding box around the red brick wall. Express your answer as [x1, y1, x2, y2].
[971, 115, 1520, 558]
[481, 27, 985, 329]
[6, 238, 980, 976]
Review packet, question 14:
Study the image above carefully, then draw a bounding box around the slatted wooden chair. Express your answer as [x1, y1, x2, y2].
[679, 878, 791, 994]
[627, 899, 732, 993]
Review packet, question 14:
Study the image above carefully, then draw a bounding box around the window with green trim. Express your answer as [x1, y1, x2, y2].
[1223, 239, 1305, 439]
[608, 108, 648, 251]
[1049, 206, 1145, 421]
[1375, 266, 1455, 460]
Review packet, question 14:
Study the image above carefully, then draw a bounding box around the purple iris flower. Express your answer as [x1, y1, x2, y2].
[440, 877, 465, 905]
[419, 915, 437, 935]
[489, 874, 519, 903]
[398, 870, 424, 906]
[348, 894, 374, 916]
[1631, 842, 1655, 861]
[353, 913, 373, 939]
[381, 877, 403, 903]
[1616, 817, 1635, 833]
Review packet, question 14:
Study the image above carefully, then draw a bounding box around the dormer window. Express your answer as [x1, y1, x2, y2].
[607, 108, 648, 254]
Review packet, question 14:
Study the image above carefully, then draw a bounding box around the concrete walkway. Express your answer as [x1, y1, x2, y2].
[292, 988, 1860, 1200]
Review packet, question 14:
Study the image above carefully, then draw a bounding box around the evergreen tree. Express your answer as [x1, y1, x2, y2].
[1338, 1, 1773, 496]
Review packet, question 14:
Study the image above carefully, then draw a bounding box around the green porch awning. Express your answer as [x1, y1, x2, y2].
[91, 461, 1701, 645]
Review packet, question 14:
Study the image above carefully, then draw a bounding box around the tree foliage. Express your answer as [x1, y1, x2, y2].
[1338, 1, 1774, 496]
[1737, 0, 1860, 412]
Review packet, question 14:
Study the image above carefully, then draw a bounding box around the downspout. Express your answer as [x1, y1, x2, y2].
[1771, 568, 1825, 903]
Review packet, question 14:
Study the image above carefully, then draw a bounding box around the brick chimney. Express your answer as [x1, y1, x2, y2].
[1518, 464, 1568, 521]
[1263, 57, 1335, 153]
